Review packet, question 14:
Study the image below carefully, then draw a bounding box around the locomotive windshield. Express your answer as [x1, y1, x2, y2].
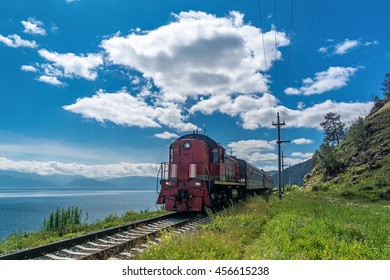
[211, 148, 218, 163]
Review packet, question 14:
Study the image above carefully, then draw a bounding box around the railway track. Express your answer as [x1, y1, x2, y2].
[0, 212, 208, 260]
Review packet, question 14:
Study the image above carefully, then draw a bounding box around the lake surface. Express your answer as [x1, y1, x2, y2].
[0, 188, 159, 241]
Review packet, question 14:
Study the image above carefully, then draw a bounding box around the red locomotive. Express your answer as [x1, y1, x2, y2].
[156, 132, 273, 212]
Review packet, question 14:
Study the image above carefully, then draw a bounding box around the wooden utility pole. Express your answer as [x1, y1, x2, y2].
[282, 151, 288, 192]
[272, 112, 290, 199]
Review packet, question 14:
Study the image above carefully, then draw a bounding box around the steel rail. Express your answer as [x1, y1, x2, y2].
[0, 212, 181, 260]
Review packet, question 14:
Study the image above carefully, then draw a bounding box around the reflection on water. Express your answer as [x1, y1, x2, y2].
[0, 190, 155, 198]
[0, 189, 158, 240]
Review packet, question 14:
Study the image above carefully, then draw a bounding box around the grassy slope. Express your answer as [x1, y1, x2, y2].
[305, 100, 390, 200]
[138, 191, 390, 260]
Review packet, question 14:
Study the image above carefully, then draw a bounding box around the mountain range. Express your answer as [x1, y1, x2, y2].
[0, 170, 156, 190]
[272, 159, 312, 187]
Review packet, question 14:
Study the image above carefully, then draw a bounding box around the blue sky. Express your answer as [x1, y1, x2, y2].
[0, 0, 389, 178]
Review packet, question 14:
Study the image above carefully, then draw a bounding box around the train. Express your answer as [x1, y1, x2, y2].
[156, 132, 273, 212]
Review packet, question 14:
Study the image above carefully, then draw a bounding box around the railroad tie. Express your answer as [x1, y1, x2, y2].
[44, 254, 74, 260]
[75, 245, 101, 251]
[119, 252, 134, 258]
[61, 249, 89, 256]
[97, 238, 121, 245]
[87, 241, 110, 247]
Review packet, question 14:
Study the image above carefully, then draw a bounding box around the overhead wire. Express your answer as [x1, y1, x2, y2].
[301, 0, 318, 78]
[285, 0, 296, 91]
[256, 0, 274, 125]
[282, 0, 296, 143]
[273, 0, 278, 96]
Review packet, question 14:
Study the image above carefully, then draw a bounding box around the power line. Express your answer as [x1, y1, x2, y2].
[273, 0, 278, 93]
[257, 0, 274, 124]
[257, 0, 268, 71]
[281, 0, 296, 142]
[301, 0, 318, 77]
[285, 0, 296, 90]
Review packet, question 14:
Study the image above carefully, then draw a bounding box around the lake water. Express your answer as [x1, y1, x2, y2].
[0, 188, 159, 241]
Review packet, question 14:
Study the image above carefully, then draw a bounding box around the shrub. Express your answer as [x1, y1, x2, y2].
[43, 207, 83, 236]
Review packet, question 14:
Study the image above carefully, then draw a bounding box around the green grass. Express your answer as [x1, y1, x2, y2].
[138, 191, 390, 260]
[0, 208, 168, 254]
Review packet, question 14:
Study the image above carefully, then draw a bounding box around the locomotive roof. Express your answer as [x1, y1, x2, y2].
[175, 133, 221, 148]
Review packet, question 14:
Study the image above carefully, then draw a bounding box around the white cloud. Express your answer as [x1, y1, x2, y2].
[285, 66, 358, 96]
[101, 10, 289, 102]
[37, 75, 66, 86]
[154, 131, 179, 139]
[334, 39, 358, 55]
[227, 139, 277, 165]
[21, 18, 46, 36]
[63, 89, 197, 131]
[191, 93, 278, 117]
[0, 157, 159, 178]
[319, 38, 379, 56]
[363, 40, 379, 46]
[0, 34, 37, 48]
[318, 46, 328, 54]
[38, 49, 103, 80]
[197, 93, 372, 130]
[297, 101, 305, 110]
[64, 89, 160, 128]
[291, 138, 313, 145]
[291, 152, 314, 159]
[65, 0, 79, 3]
[284, 100, 373, 129]
[21, 65, 38, 72]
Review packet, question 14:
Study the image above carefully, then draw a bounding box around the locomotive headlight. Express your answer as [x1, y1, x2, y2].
[195, 181, 202, 187]
[183, 142, 191, 149]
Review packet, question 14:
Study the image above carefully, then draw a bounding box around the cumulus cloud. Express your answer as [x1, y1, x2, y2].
[38, 49, 103, 80]
[191, 93, 278, 117]
[227, 139, 277, 164]
[193, 92, 372, 130]
[0, 157, 159, 178]
[37, 75, 66, 86]
[21, 18, 46, 36]
[101, 10, 289, 102]
[21, 65, 38, 72]
[284, 100, 373, 129]
[284, 66, 359, 95]
[0, 34, 37, 48]
[291, 138, 313, 145]
[291, 152, 314, 159]
[154, 131, 179, 139]
[63, 89, 197, 131]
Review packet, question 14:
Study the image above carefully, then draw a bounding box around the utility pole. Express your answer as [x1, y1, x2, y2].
[272, 112, 290, 199]
[282, 151, 288, 192]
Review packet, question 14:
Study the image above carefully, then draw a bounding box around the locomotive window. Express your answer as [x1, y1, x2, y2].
[211, 148, 218, 163]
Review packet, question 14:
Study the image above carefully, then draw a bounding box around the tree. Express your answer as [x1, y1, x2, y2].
[381, 73, 390, 99]
[314, 142, 343, 176]
[348, 117, 369, 149]
[320, 112, 346, 146]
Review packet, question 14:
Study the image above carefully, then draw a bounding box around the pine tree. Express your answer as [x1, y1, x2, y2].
[314, 142, 343, 176]
[320, 112, 346, 145]
[381, 73, 390, 99]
